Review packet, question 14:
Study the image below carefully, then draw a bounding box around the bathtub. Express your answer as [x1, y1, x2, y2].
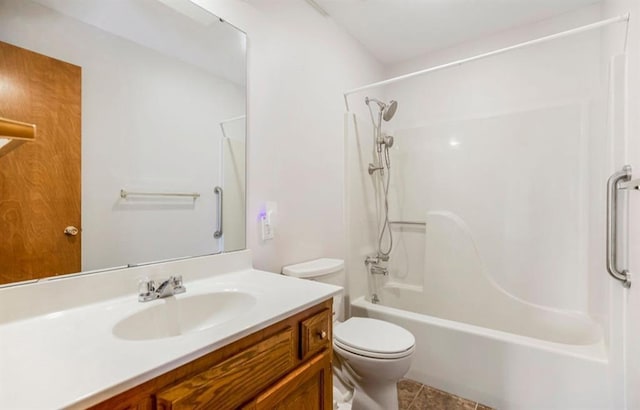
[350, 294, 611, 409]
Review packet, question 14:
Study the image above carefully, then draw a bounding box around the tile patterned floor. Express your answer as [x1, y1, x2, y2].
[398, 379, 494, 410]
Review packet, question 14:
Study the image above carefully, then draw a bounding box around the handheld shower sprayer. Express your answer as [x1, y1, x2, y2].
[365, 96, 398, 158]
[364, 96, 398, 263]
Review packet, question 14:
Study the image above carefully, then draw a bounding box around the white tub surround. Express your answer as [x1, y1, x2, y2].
[351, 297, 609, 410]
[0, 250, 342, 409]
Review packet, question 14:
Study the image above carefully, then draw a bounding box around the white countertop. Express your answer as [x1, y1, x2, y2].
[0, 256, 341, 409]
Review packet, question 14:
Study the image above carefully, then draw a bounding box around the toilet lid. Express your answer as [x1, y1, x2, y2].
[334, 317, 415, 359]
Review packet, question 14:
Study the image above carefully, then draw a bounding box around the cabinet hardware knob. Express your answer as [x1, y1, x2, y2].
[317, 330, 327, 340]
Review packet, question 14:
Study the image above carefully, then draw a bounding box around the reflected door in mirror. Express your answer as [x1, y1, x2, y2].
[0, 41, 81, 284]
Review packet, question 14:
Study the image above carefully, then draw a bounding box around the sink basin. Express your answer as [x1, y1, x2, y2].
[113, 291, 256, 341]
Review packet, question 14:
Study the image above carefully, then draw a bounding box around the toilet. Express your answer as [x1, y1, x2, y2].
[282, 258, 415, 410]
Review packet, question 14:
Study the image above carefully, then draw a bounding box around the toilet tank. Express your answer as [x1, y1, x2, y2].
[282, 258, 345, 321]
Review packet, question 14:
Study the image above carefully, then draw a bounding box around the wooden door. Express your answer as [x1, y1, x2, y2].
[242, 351, 333, 410]
[0, 41, 81, 284]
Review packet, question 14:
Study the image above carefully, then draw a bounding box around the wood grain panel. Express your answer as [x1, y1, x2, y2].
[157, 327, 296, 410]
[300, 308, 331, 360]
[0, 117, 36, 158]
[0, 41, 81, 284]
[242, 350, 332, 410]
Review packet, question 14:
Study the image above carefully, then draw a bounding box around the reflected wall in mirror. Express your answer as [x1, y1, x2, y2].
[0, 0, 247, 286]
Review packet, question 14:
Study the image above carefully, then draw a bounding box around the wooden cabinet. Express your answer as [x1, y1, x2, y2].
[90, 299, 332, 410]
[242, 350, 331, 410]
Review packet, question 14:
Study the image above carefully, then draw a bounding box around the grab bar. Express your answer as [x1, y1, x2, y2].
[214, 186, 223, 239]
[606, 165, 635, 288]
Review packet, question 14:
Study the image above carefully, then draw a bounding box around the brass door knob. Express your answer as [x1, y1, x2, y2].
[317, 330, 327, 340]
[64, 226, 79, 236]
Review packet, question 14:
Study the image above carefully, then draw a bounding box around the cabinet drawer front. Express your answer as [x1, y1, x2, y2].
[300, 309, 331, 359]
[156, 327, 295, 410]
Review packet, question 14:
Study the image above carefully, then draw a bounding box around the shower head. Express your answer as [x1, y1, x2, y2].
[383, 100, 398, 121]
[365, 97, 398, 122]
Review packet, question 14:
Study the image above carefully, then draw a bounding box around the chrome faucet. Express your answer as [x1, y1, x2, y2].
[369, 264, 389, 276]
[365, 255, 388, 276]
[138, 275, 186, 302]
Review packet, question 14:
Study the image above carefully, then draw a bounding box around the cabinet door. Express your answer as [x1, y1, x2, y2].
[243, 351, 332, 410]
[156, 328, 296, 410]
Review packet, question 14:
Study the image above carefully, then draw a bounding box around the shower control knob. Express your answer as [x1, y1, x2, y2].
[317, 330, 327, 340]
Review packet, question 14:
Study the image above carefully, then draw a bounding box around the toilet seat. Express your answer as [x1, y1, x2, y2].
[334, 317, 415, 359]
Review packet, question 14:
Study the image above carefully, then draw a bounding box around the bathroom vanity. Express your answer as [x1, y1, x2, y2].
[0, 251, 340, 409]
[92, 300, 333, 409]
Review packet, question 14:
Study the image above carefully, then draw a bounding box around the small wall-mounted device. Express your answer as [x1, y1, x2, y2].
[260, 202, 277, 241]
[261, 211, 274, 241]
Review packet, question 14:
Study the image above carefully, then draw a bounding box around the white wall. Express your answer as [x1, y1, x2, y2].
[399, 5, 607, 313]
[602, 0, 640, 408]
[192, 0, 385, 275]
[0, 0, 245, 270]
[2, 0, 386, 285]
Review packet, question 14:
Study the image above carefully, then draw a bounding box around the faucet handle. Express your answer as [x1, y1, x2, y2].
[138, 278, 156, 302]
[139, 278, 155, 292]
[364, 255, 379, 266]
[171, 275, 186, 294]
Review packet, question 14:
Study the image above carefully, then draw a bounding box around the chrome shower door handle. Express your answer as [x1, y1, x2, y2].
[606, 165, 632, 288]
[214, 186, 223, 239]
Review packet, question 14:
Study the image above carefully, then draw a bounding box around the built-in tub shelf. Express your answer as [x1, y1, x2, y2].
[389, 220, 426, 226]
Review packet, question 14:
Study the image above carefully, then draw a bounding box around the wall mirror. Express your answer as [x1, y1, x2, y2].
[0, 0, 247, 286]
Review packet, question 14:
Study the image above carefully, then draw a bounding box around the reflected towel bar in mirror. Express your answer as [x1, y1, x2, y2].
[0, 117, 36, 158]
[120, 189, 201, 199]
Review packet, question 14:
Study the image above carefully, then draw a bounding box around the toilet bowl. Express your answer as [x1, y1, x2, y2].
[333, 317, 415, 410]
[282, 259, 416, 410]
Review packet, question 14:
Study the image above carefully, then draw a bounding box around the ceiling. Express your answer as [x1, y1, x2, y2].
[312, 0, 602, 64]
